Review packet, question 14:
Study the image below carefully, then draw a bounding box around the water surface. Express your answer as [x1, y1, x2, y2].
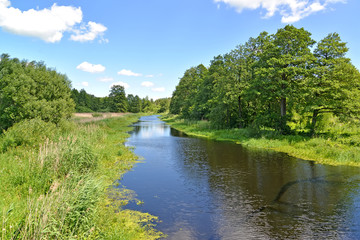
[120, 115, 360, 239]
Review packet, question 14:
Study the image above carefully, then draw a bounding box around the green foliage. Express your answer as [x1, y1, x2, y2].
[170, 64, 208, 118]
[71, 88, 109, 113]
[71, 87, 164, 114]
[127, 94, 142, 113]
[254, 26, 315, 131]
[154, 98, 171, 113]
[109, 85, 128, 112]
[303, 33, 360, 134]
[169, 26, 360, 135]
[0, 54, 75, 130]
[1, 118, 57, 151]
[76, 105, 95, 113]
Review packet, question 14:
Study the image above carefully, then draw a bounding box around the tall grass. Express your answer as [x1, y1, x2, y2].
[0, 115, 163, 239]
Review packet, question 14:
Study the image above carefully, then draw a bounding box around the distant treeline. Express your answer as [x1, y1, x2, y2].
[170, 25, 360, 135]
[71, 87, 170, 114]
[0, 53, 170, 131]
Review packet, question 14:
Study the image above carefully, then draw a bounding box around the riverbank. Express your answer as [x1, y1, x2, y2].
[0, 114, 163, 239]
[162, 115, 360, 167]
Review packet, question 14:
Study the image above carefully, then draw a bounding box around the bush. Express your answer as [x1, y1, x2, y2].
[76, 106, 94, 113]
[1, 118, 57, 151]
[0, 55, 74, 130]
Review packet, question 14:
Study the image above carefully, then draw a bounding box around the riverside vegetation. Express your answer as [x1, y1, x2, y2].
[1, 23, 360, 238]
[168, 25, 360, 166]
[163, 115, 360, 166]
[0, 115, 164, 239]
[0, 55, 164, 239]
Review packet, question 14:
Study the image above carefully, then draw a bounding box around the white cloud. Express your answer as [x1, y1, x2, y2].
[0, 1, 107, 42]
[152, 87, 165, 92]
[98, 77, 114, 82]
[145, 74, 154, 78]
[81, 81, 89, 87]
[111, 81, 130, 89]
[214, 0, 345, 23]
[70, 21, 108, 43]
[76, 61, 105, 73]
[141, 81, 154, 87]
[117, 69, 142, 77]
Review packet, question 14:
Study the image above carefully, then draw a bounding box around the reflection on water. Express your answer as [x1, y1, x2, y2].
[120, 115, 360, 239]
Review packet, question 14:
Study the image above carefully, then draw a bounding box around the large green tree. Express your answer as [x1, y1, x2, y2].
[109, 85, 127, 112]
[169, 27, 360, 134]
[0, 54, 74, 130]
[253, 26, 316, 131]
[169, 64, 207, 118]
[208, 54, 240, 128]
[127, 94, 142, 113]
[305, 33, 360, 134]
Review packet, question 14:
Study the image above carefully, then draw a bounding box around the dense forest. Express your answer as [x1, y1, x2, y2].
[71, 87, 170, 114]
[170, 25, 360, 135]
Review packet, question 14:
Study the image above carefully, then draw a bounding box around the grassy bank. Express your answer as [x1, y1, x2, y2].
[162, 115, 360, 167]
[0, 114, 163, 239]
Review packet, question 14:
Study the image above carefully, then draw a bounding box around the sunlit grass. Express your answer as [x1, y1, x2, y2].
[0, 114, 164, 239]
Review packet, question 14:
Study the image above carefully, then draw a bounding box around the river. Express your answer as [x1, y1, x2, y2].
[119, 115, 360, 239]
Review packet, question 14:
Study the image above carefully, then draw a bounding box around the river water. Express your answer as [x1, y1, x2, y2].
[119, 115, 360, 239]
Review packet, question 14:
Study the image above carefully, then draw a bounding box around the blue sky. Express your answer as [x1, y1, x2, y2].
[0, 0, 359, 99]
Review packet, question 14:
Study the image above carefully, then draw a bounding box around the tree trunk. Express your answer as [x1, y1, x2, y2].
[226, 107, 229, 128]
[238, 95, 243, 128]
[280, 97, 286, 117]
[279, 97, 287, 133]
[310, 109, 319, 136]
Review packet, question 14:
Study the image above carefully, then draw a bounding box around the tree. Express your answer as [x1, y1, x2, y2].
[227, 45, 253, 128]
[109, 85, 127, 112]
[169, 27, 360, 135]
[155, 98, 171, 113]
[170, 64, 207, 118]
[127, 94, 141, 113]
[0, 54, 74, 130]
[71, 88, 102, 112]
[305, 33, 360, 134]
[208, 54, 239, 128]
[244, 31, 278, 128]
[252, 26, 315, 132]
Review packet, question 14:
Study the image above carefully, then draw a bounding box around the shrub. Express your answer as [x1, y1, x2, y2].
[76, 106, 94, 113]
[0, 55, 74, 130]
[1, 118, 57, 151]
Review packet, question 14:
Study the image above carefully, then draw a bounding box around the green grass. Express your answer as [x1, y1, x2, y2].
[162, 115, 360, 167]
[0, 114, 164, 239]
